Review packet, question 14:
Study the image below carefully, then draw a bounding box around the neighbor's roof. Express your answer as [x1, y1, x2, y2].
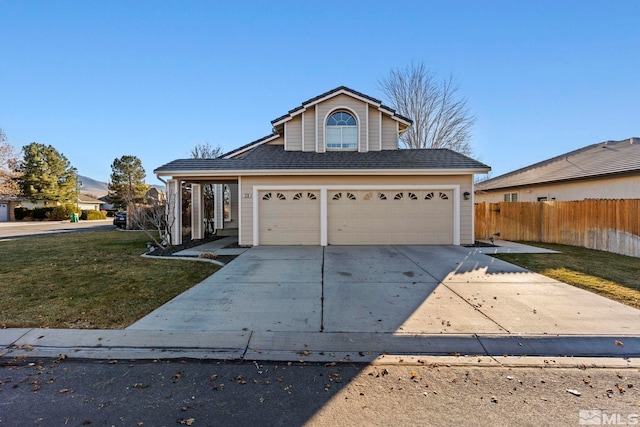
[78, 194, 104, 204]
[476, 138, 640, 192]
[155, 144, 490, 175]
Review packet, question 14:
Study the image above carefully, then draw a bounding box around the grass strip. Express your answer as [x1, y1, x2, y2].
[0, 230, 220, 329]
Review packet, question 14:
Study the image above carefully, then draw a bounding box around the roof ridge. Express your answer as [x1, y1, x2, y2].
[271, 86, 413, 125]
[476, 137, 640, 190]
[479, 141, 603, 185]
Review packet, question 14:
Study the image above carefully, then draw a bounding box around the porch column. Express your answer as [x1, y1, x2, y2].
[214, 184, 224, 230]
[167, 179, 182, 245]
[191, 183, 204, 240]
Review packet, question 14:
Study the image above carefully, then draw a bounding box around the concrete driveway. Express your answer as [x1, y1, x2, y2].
[128, 244, 640, 337]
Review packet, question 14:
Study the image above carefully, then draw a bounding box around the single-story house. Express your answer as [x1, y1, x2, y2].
[77, 194, 104, 211]
[475, 138, 640, 203]
[155, 86, 491, 246]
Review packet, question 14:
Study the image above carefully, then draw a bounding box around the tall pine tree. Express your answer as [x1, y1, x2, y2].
[107, 155, 149, 209]
[18, 142, 77, 202]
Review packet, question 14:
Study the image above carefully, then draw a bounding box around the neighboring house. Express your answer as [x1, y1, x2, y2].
[155, 86, 490, 246]
[77, 194, 103, 211]
[475, 138, 640, 203]
[0, 197, 19, 222]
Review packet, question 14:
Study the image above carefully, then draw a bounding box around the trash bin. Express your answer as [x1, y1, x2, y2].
[70, 213, 79, 223]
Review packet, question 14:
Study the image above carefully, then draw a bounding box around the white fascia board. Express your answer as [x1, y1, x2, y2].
[222, 134, 281, 159]
[376, 106, 412, 127]
[271, 107, 307, 127]
[156, 168, 490, 178]
[303, 89, 381, 110]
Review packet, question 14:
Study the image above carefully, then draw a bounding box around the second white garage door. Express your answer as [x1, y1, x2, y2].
[328, 190, 453, 245]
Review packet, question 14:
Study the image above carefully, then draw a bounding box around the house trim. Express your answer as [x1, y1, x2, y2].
[379, 111, 382, 151]
[158, 168, 489, 178]
[301, 111, 305, 152]
[252, 184, 461, 247]
[223, 133, 280, 159]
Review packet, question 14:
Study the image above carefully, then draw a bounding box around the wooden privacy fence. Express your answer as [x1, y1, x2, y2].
[474, 199, 640, 258]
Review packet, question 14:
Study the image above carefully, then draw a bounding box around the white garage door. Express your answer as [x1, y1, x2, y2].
[328, 190, 453, 245]
[259, 190, 320, 245]
[0, 203, 8, 222]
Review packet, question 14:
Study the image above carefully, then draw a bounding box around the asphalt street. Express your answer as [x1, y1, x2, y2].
[0, 219, 114, 240]
[0, 358, 638, 426]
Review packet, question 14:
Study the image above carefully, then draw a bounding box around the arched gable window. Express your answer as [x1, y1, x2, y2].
[326, 111, 357, 150]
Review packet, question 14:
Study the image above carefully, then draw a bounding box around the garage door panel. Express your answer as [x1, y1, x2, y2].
[259, 190, 320, 245]
[328, 190, 453, 245]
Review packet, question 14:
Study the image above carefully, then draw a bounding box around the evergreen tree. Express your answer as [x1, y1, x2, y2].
[18, 142, 77, 202]
[107, 155, 149, 209]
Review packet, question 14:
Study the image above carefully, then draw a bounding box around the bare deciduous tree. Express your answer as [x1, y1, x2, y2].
[378, 62, 476, 156]
[190, 143, 223, 160]
[127, 190, 174, 250]
[0, 129, 23, 197]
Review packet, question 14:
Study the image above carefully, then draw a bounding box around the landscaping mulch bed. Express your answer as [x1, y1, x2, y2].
[145, 235, 240, 264]
[464, 241, 498, 247]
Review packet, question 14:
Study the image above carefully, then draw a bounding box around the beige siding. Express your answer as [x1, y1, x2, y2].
[475, 175, 640, 203]
[303, 109, 315, 151]
[266, 136, 284, 146]
[239, 174, 474, 245]
[316, 94, 368, 152]
[285, 115, 302, 151]
[228, 183, 239, 225]
[460, 175, 473, 244]
[368, 106, 380, 151]
[381, 115, 398, 150]
[240, 178, 252, 245]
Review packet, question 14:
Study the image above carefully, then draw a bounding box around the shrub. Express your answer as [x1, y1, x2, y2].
[14, 207, 30, 220]
[33, 207, 51, 220]
[47, 204, 76, 221]
[86, 210, 107, 220]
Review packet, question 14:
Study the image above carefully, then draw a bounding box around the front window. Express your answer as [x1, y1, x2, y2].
[326, 111, 357, 150]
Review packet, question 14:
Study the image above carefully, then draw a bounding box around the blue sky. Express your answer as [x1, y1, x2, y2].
[1, 0, 638, 185]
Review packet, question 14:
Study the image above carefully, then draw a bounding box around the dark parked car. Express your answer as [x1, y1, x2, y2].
[113, 212, 127, 229]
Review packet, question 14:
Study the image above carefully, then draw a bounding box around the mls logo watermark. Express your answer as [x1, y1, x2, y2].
[580, 410, 639, 425]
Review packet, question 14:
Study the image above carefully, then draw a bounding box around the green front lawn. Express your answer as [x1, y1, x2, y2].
[491, 242, 640, 309]
[0, 231, 220, 329]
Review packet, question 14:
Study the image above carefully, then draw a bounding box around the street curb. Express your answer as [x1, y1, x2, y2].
[1, 329, 639, 368]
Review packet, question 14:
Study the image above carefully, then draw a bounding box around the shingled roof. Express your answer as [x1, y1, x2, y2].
[155, 144, 489, 175]
[476, 138, 640, 191]
[270, 86, 413, 126]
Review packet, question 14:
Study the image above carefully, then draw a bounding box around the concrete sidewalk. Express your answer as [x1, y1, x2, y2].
[1, 242, 639, 366]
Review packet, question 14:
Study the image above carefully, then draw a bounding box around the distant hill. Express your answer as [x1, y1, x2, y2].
[78, 175, 164, 199]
